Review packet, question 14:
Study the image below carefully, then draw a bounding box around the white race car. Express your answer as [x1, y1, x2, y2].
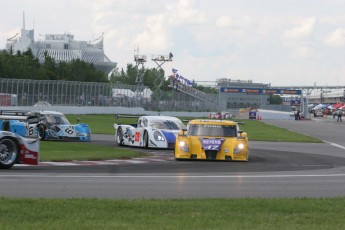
[0, 131, 40, 169]
[114, 116, 186, 149]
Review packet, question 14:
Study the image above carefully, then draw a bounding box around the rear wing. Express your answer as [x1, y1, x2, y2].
[0, 110, 39, 124]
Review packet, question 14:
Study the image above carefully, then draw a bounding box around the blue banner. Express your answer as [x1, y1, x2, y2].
[171, 68, 193, 86]
[249, 111, 257, 120]
[290, 99, 301, 106]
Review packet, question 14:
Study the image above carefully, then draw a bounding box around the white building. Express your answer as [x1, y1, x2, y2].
[6, 13, 116, 74]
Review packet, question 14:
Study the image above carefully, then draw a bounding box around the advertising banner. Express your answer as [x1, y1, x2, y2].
[220, 87, 302, 95]
[249, 111, 257, 120]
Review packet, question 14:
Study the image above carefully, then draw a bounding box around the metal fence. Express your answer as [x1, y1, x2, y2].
[0, 78, 218, 111]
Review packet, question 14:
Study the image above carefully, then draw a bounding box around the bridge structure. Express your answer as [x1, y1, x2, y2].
[270, 85, 345, 103]
[188, 81, 345, 117]
[193, 81, 345, 102]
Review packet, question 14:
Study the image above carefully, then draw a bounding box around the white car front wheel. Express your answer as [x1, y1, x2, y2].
[143, 131, 149, 148]
[116, 127, 124, 146]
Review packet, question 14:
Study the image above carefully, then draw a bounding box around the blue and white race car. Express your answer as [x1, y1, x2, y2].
[0, 111, 39, 137]
[30, 111, 91, 141]
[114, 116, 186, 149]
[0, 110, 91, 141]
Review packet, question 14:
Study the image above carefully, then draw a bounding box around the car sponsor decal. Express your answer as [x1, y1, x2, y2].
[199, 138, 225, 151]
[20, 144, 39, 165]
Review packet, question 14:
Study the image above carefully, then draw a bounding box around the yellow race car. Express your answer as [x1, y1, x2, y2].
[174, 119, 248, 161]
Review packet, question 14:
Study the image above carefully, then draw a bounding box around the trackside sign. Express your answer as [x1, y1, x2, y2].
[220, 87, 302, 95]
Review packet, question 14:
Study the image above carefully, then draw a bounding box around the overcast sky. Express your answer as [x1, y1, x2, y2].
[1, 0, 345, 87]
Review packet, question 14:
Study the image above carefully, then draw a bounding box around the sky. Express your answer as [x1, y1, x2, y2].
[1, 0, 345, 87]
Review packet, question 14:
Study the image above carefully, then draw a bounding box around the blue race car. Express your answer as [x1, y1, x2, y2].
[0, 110, 91, 141]
[0, 110, 39, 137]
[30, 111, 91, 141]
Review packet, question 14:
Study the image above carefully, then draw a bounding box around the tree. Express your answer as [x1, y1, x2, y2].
[269, 94, 283, 104]
[0, 49, 109, 82]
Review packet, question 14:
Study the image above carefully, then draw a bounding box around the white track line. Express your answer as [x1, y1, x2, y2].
[324, 141, 345, 150]
[2, 174, 345, 178]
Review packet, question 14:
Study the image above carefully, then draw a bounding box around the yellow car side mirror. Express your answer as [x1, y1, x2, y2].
[178, 129, 187, 136]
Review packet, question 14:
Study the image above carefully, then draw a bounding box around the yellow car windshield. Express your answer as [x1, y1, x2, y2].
[187, 124, 237, 137]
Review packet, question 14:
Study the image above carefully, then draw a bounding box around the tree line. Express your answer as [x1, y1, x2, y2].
[0, 48, 109, 82]
[0, 48, 218, 96]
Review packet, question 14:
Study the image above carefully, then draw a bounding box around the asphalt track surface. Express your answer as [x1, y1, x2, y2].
[1, 117, 345, 199]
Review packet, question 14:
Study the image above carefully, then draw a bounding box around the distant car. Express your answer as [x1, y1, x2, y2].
[208, 112, 232, 119]
[313, 109, 323, 117]
[174, 119, 249, 161]
[29, 111, 91, 141]
[0, 131, 40, 169]
[114, 116, 186, 148]
[33, 101, 52, 107]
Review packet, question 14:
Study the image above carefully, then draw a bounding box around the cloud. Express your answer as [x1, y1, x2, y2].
[215, 15, 253, 28]
[291, 46, 314, 59]
[215, 15, 232, 28]
[165, 0, 206, 26]
[324, 28, 345, 47]
[283, 17, 316, 40]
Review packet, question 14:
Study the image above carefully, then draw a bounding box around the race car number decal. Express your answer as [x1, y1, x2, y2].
[29, 126, 35, 136]
[65, 128, 74, 135]
[200, 138, 225, 151]
[135, 132, 140, 142]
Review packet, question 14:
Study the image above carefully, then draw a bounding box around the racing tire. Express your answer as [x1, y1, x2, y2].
[0, 138, 19, 169]
[116, 127, 124, 146]
[143, 131, 149, 149]
[37, 125, 46, 141]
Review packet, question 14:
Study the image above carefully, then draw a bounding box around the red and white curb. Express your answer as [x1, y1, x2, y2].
[16, 155, 175, 167]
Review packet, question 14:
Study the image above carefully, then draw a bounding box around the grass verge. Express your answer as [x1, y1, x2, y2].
[1, 198, 345, 229]
[67, 114, 322, 142]
[237, 119, 322, 143]
[40, 142, 144, 162]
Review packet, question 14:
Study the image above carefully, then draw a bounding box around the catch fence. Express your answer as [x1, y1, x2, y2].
[0, 78, 218, 111]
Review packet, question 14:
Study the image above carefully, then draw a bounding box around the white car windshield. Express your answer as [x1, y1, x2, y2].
[150, 119, 186, 130]
[45, 114, 71, 125]
[187, 124, 237, 137]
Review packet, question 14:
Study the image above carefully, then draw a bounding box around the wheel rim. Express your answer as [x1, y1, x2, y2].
[0, 139, 17, 165]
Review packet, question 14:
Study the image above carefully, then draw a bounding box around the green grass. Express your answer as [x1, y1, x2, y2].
[67, 114, 117, 135]
[237, 119, 322, 143]
[66, 114, 322, 142]
[40, 142, 144, 162]
[1, 198, 345, 229]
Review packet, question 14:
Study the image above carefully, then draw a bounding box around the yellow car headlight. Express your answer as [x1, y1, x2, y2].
[179, 141, 189, 152]
[233, 143, 245, 154]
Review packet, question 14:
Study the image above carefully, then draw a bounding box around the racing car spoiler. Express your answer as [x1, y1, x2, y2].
[114, 114, 145, 119]
[0, 110, 39, 124]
